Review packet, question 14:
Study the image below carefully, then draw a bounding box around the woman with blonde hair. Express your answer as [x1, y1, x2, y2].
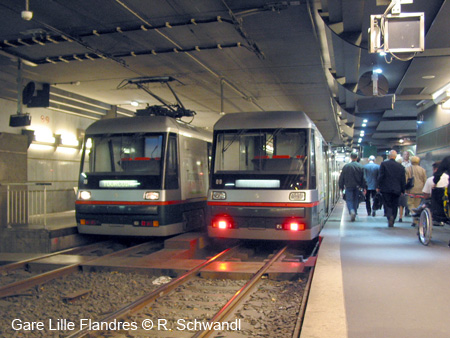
[406, 156, 427, 226]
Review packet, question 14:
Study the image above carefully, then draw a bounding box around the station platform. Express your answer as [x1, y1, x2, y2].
[301, 199, 450, 338]
[0, 210, 93, 253]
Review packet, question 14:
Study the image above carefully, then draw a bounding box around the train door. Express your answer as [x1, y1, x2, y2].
[324, 144, 330, 215]
[315, 134, 325, 225]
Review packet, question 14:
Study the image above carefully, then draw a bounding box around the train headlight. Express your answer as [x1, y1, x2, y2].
[289, 192, 305, 201]
[212, 191, 227, 200]
[79, 190, 91, 200]
[144, 191, 160, 200]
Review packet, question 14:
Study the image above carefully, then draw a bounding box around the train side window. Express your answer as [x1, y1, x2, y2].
[165, 133, 179, 189]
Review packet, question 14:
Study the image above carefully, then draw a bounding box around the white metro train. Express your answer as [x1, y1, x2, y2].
[76, 115, 211, 236]
[207, 111, 339, 241]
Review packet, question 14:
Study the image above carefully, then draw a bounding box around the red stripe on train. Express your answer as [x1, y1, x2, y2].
[207, 201, 320, 208]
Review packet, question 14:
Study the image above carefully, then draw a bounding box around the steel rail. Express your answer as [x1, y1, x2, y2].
[191, 245, 288, 338]
[0, 241, 155, 298]
[0, 241, 112, 274]
[66, 246, 238, 338]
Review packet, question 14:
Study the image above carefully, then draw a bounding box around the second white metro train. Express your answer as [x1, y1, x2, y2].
[207, 111, 339, 241]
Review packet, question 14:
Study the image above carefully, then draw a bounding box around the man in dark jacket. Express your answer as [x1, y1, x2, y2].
[339, 153, 365, 221]
[377, 150, 406, 227]
[433, 155, 450, 187]
[364, 155, 380, 216]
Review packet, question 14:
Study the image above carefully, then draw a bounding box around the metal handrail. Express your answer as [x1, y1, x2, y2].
[2, 182, 52, 228]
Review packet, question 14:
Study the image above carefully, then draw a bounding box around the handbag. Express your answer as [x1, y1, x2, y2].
[358, 189, 366, 204]
[405, 167, 415, 190]
[373, 192, 383, 210]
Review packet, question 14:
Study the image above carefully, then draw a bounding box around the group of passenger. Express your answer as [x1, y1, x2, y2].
[339, 150, 450, 228]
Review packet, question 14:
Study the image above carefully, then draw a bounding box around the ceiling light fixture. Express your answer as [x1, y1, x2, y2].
[442, 96, 450, 110]
[21, 0, 33, 21]
[432, 82, 450, 100]
[432, 84, 450, 108]
[131, 101, 139, 107]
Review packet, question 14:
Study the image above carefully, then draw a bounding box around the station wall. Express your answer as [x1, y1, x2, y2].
[0, 97, 94, 225]
[416, 104, 450, 163]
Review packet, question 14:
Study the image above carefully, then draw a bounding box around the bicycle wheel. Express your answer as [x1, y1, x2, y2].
[418, 208, 432, 246]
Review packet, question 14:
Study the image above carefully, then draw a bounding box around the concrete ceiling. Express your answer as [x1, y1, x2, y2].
[0, 0, 449, 152]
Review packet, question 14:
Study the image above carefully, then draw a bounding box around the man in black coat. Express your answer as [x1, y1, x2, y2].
[339, 152, 365, 222]
[377, 150, 406, 227]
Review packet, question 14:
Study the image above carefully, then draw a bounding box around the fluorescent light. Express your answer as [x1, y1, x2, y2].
[60, 133, 79, 147]
[432, 83, 450, 100]
[131, 101, 139, 107]
[442, 98, 450, 110]
[34, 127, 55, 144]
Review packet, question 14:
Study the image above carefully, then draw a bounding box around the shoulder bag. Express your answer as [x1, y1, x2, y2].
[405, 166, 415, 190]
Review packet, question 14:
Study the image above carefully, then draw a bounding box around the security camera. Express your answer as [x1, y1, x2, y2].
[21, 10, 33, 21]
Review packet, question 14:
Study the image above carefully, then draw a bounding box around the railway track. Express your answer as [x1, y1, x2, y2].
[1, 236, 317, 338]
[66, 244, 311, 338]
[0, 240, 163, 298]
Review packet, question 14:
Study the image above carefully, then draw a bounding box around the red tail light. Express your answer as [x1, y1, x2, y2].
[218, 220, 228, 229]
[290, 222, 300, 231]
[280, 218, 305, 231]
[211, 215, 234, 229]
[133, 220, 159, 227]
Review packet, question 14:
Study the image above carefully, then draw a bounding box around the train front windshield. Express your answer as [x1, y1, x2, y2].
[80, 133, 167, 189]
[212, 129, 309, 189]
